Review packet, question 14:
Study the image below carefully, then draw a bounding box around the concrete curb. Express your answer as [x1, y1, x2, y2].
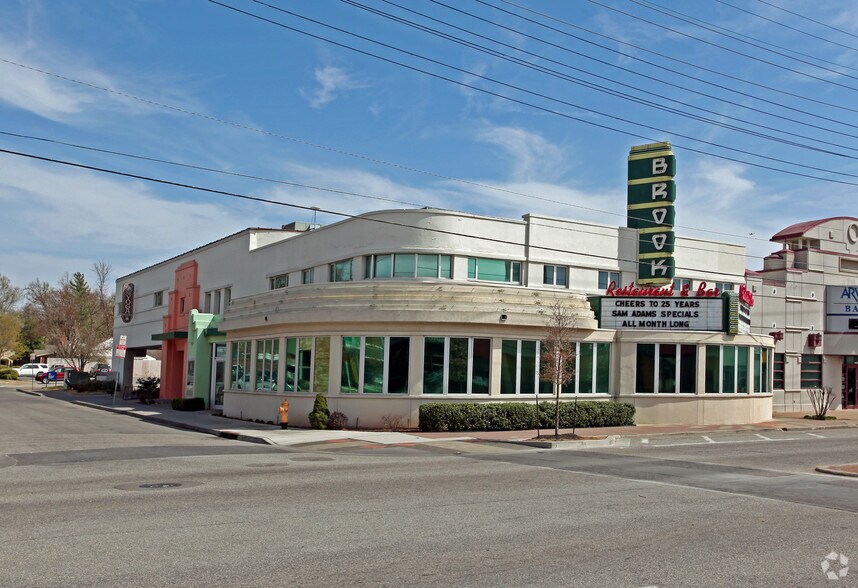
[500, 435, 629, 449]
[15, 388, 44, 398]
[814, 466, 858, 478]
[70, 400, 275, 446]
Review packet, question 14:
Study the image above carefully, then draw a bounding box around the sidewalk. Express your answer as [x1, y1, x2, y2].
[17, 387, 858, 451]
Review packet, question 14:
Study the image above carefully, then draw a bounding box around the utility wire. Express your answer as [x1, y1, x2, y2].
[489, 0, 858, 116]
[346, 0, 858, 156]
[587, 0, 858, 92]
[221, 0, 858, 181]
[0, 129, 777, 262]
[628, 0, 858, 81]
[0, 146, 774, 281]
[751, 0, 858, 42]
[712, 0, 858, 58]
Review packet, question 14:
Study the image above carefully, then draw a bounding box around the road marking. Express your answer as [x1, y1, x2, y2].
[701, 436, 715, 443]
[641, 439, 649, 444]
[754, 433, 773, 441]
[805, 432, 826, 438]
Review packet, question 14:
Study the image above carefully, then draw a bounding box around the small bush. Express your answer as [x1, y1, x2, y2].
[381, 413, 405, 431]
[136, 376, 160, 404]
[172, 397, 206, 411]
[0, 366, 18, 380]
[419, 401, 635, 432]
[328, 411, 348, 430]
[308, 393, 330, 429]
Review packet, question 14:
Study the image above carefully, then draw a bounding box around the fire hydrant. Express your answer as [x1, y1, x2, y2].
[278, 399, 289, 429]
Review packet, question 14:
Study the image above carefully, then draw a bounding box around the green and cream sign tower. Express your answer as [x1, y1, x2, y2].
[627, 141, 676, 286]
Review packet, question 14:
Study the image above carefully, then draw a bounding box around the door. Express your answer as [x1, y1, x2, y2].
[845, 366, 857, 409]
[211, 343, 226, 409]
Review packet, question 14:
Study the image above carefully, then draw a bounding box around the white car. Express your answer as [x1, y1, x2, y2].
[14, 363, 50, 378]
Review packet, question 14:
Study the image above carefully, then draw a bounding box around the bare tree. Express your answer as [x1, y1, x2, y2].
[539, 299, 578, 438]
[807, 387, 835, 419]
[25, 263, 114, 371]
[0, 274, 21, 315]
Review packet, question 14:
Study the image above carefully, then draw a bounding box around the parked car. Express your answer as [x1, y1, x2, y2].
[93, 367, 113, 381]
[14, 363, 50, 378]
[35, 366, 76, 383]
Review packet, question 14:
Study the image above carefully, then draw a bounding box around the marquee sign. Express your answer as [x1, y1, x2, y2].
[628, 142, 676, 286]
[826, 286, 858, 333]
[598, 297, 723, 331]
[592, 281, 753, 333]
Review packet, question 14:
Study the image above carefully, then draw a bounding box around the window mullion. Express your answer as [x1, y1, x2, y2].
[443, 337, 450, 395]
[654, 343, 660, 395]
[358, 336, 366, 394]
[516, 340, 522, 395]
[466, 338, 473, 395]
[382, 336, 390, 394]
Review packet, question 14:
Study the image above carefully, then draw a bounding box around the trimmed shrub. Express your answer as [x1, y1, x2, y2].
[419, 401, 635, 432]
[328, 411, 348, 430]
[172, 397, 206, 411]
[308, 393, 331, 429]
[136, 376, 160, 404]
[0, 366, 18, 380]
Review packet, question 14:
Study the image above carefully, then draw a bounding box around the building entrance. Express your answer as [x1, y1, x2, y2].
[845, 365, 857, 409]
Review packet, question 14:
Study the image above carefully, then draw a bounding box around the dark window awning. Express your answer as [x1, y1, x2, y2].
[152, 331, 188, 341]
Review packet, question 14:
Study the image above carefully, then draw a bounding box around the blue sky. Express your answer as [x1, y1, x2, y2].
[1, 0, 857, 288]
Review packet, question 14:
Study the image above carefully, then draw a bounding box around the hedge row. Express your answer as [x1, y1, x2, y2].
[418, 401, 635, 432]
[171, 397, 206, 411]
[0, 367, 18, 380]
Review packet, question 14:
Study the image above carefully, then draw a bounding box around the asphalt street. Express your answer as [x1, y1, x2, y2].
[1, 385, 856, 587]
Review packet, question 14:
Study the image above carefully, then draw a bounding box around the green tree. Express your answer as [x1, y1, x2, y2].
[0, 313, 23, 363]
[25, 262, 114, 371]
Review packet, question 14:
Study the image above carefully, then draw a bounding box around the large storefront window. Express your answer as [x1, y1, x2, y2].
[340, 336, 411, 394]
[255, 338, 280, 391]
[800, 354, 823, 388]
[422, 337, 489, 394]
[636, 343, 696, 394]
[754, 348, 770, 393]
[282, 337, 322, 393]
[501, 340, 610, 395]
[230, 341, 252, 390]
[705, 345, 752, 393]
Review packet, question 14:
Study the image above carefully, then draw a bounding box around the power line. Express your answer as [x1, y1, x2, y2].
[345, 0, 858, 156]
[3, 54, 781, 245]
[216, 0, 858, 182]
[489, 0, 858, 116]
[0, 129, 777, 262]
[0, 146, 769, 281]
[628, 0, 858, 81]
[751, 0, 858, 42]
[712, 0, 858, 57]
[1, 145, 844, 289]
[586, 0, 858, 92]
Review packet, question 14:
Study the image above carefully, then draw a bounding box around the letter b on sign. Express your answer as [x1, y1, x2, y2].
[652, 157, 668, 175]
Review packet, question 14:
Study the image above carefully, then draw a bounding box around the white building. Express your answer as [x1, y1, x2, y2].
[747, 217, 858, 412]
[114, 208, 774, 428]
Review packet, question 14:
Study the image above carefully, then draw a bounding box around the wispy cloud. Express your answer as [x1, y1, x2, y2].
[301, 65, 367, 109]
[476, 125, 566, 182]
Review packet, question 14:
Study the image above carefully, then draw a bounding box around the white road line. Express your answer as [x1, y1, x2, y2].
[641, 439, 649, 444]
[701, 436, 715, 443]
[805, 432, 826, 438]
[754, 433, 773, 441]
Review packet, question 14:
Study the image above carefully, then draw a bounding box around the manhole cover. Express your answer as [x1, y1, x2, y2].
[115, 481, 202, 491]
[290, 456, 334, 462]
[245, 463, 290, 468]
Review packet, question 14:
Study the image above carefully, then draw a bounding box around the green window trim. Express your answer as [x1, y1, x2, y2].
[365, 254, 453, 279]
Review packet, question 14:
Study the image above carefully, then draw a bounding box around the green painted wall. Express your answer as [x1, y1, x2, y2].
[187, 311, 225, 408]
